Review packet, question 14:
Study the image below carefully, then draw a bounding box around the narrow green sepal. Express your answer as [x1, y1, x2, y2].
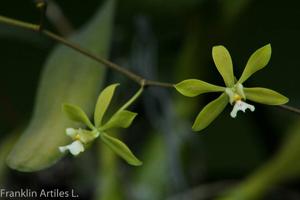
[212, 45, 235, 87]
[94, 83, 120, 128]
[101, 110, 137, 131]
[192, 93, 228, 131]
[244, 87, 289, 105]
[174, 79, 225, 97]
[239, 44, 271, 83]
[101, 133, 142, 166]
[63, 104, 94, 129]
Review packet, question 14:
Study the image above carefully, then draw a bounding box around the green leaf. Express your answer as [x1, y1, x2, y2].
[244, 87, 289, 105]
[192, 93, 228, 131]
[174, 79, 225, 97]
[101, 133, 142, 166]
[94, 83, 119, 127]
[6, 0, 115, 172]
[63, 104, 94, 129]
[101, 110, 137, 130]
[238, 44, 271, 83]
[217, 121, 300, 200]
[212, 45, 235, 87]
[0, 130, 19, 183]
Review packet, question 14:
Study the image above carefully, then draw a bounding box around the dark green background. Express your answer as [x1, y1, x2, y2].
[0, 0, 299, 199]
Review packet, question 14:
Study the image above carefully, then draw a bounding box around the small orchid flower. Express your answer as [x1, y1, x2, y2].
[58, 128, 97, 156]
[175, 44, 289, 131]
[58, 84, 143, 166]
[59, 140, 84, 156]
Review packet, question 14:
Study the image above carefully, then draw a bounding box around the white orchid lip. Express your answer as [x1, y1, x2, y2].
[59, 140, 84, 156]
[225, 83, 255, 118]
[58, 128, 84, 156]
[59, 128, 101, 156]
[230, 100, 255, 118]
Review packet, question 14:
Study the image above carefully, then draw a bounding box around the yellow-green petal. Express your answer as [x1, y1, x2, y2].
[94, 83, 119, 128]
[244, 87, 289, 105]
[238, 44, 271, 83]
[63, 104, 94, 129]
[101, 133, 142, 166]
[174, 79, 225, 97]
[101, 110, 137, 131]
[192, 93, 228, 132]
[212, 45, 235, 87]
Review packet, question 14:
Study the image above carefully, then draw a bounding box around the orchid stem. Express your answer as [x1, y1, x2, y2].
[0, 15, 299, 115]
[0, 15, 173, 88]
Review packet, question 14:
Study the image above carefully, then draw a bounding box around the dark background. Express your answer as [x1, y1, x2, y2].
[0, 0, 299, 199]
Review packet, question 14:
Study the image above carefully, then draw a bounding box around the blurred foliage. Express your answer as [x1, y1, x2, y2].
[1, 0, 300, 199]
[6, 0, 114, 172]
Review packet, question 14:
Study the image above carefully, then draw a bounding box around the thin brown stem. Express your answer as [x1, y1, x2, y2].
[278, 104, 300, 115]
[0, 15, 173, 88]
[35, 0, 47, 32]
[0, 15, 300, 116]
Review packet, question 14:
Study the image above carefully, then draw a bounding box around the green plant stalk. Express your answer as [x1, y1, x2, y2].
[118, 86, 144, 112]
[216, 121, 300, 200]
[95, 139, 122, 200]
[216, 162, 284, 200]
[131, 133, 168, 200]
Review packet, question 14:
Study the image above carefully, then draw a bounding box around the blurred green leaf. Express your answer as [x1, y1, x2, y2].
[221, 0, 252, 24]
[6, 0, 115, 172]
[63, 104, 94, 129]
[244, 87, 288, 105]
[192, 93, 228, 131]
[94, 83, 119, 128]
[0, 131, 19, 183]
[102, 110, 137, 130]
[216, 120, 300, 200]
[175, 79, 225, 97]
[101, 133, 142, 166]
[131, 133, 167, 200]
[95, 137, 123, 200]
[238, 44, 271, 83]
[212, 45, 235, 87]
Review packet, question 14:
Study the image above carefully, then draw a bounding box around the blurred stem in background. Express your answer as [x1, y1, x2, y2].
[126, 16, 172, 199]
[1, 0, 300, 199]
[131, 133, 168, 200]
[46, 0, 74, 36]
[216, 119, 300, 200]
[95, 137, 123, 200]
[214, 0, 300, 199]
[1, 1, 300, 114]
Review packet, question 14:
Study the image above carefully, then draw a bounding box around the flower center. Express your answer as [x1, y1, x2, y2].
[233, 94, 242, 102]
[75, 134, 81, 140]
[225, 83, 246, 104]
[225, 83, 255, 118]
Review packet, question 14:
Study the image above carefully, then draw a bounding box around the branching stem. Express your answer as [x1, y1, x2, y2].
[0, 15, 174, 88]
[0, 15, 299, 115]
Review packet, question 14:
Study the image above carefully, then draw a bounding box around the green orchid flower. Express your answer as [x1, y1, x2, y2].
[175, 44, 289, 132]
[59, 83, 143, 166]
